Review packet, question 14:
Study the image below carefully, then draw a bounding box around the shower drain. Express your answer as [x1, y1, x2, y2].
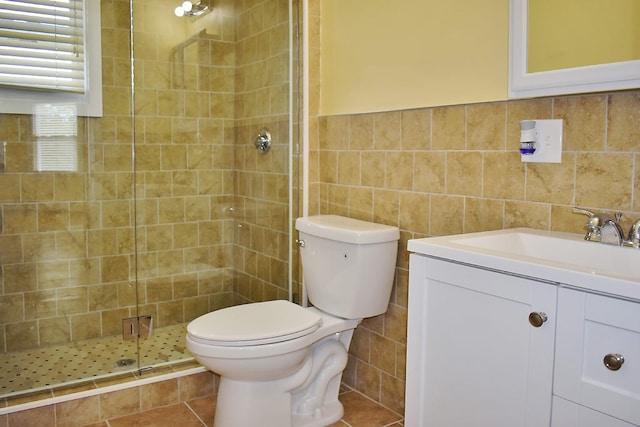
[115, 358, 136, 367]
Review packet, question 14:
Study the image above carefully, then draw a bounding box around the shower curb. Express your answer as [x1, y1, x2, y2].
[0, 366, 208, 416]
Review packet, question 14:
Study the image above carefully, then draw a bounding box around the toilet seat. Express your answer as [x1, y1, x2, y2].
[187, 300, 323, 347]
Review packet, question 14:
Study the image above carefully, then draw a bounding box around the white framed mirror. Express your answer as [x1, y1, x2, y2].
[509, 0, 640, 99]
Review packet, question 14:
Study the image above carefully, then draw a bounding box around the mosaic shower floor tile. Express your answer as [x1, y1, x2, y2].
[0, 323, 192, 398]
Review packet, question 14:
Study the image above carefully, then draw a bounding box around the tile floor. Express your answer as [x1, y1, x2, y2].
[0, 324, 190, 398]
[77, 388, 404, 427]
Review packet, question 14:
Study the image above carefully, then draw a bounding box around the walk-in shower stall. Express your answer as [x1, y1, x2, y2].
[0, 0, 299, 399]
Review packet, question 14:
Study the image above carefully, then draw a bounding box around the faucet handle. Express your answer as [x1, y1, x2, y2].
[572, 207, 607, 241]
[572, 207, 608, 226]
[628, 219, 640, 248]
[572, 207, 596, 217]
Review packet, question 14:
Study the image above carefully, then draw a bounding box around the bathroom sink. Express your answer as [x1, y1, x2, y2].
[408, 228, 640, 301]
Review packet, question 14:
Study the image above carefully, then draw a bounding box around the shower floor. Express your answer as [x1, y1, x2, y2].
[0, 323, 192, 399]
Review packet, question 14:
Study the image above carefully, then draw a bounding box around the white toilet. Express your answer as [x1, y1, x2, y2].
[186, 215, 399, 427]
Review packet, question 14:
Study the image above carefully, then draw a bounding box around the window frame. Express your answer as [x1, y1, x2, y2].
[0, 0, 103, 117]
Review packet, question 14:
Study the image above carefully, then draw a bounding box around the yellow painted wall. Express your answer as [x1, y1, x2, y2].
[528, 0, 640, 73]
[320, 0, 509, 115]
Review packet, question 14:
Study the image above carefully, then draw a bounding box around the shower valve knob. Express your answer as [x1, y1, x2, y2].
[254, 128, 271, 154]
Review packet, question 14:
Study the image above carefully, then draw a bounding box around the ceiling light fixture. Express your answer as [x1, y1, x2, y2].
[174, 0, 212, 18]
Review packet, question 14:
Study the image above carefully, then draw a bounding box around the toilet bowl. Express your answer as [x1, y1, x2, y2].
[187, 300, 359, 426]
[186, 215, 399, 427]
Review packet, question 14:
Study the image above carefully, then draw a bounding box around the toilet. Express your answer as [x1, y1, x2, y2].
[186, 215, 399, 427]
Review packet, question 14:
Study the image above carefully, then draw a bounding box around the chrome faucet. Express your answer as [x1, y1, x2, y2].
[574, 207, 640, 248]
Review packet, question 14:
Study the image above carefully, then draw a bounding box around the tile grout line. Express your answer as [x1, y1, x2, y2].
[183, 401, 208, 426]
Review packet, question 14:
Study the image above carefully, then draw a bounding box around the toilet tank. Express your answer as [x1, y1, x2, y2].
[295, 215, 399, 319]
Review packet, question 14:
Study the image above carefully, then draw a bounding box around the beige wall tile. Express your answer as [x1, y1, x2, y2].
[355, 360, 381, 402]
[374, 112, 402, 150]
[100, 387, 140, 420]
[413, 152, 446, 193]
[429, 195, 464, 236]
[554, 94, 606, 151]
[608, 92, 640, 152]
[348, 187, 373, 220]
[504, 201, 550, 229]
[483, 152, 525, 199]
[370, 334, 396, 375]
[361, 152, 386, 188]
[22, 175, 54, 202]
[8, 405, 55, 427]
[350, 327, 371, 363]
[401, 109, 431, 150]
[141, 379, 179, 411]
[178, 372, 215, 401]
[399, 192, 429, 234]
[381, 372, 406, 415]
[432, 105, 465, 150]
[5, 321, 38, 351]
[337, 151, 361, 185]
[386, 152, 414, 191]
[383, 304, 407, 344]
[464, 198, 504, 233]
[3, 204, 37, 234]
[526, 157, 576, 204]
[446, 152, 483, 196]
[575, 152, 632, 210]
[3, 263, 36, 293]
[635, 154, 640, 212]
[319, 116, 349, 150]
[55, 396, 100, 427]
[373, 189, 399, 226]
[349, 114, 375, 150]
[466, 103, 506, 150]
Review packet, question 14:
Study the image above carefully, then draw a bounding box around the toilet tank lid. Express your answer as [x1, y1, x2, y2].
[295, 215, 399, 244]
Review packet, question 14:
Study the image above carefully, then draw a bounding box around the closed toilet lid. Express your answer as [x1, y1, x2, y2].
[187, 300, 323, 346]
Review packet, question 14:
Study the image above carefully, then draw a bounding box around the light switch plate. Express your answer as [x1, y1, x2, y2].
[521, 119, 563, 163]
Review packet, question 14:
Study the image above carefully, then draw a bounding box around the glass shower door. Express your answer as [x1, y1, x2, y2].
[0, 0, 297, 399]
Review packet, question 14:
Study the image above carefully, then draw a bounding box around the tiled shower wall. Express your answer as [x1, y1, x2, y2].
[309, 91, 640, 414]
[232, 0, 295, 304]
[0, 0, 295, 355]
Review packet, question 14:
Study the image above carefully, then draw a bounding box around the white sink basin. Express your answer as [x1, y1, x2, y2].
[408, 228, 640, 301]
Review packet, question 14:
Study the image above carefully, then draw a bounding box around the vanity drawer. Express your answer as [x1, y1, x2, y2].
[551, 396, 636, 427]
[554, 288, 640, 425]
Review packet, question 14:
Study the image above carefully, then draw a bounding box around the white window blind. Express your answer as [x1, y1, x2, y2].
[0, 0, 86, 94]
[34, 103, 78, 172]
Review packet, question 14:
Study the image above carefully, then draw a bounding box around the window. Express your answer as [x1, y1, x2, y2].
[34, 103, 78, 172]
[0, 0, 102, 117]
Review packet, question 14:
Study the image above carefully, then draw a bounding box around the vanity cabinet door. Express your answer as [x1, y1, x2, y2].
[554, 288, 640, 426]
[405, 255, 557, 427]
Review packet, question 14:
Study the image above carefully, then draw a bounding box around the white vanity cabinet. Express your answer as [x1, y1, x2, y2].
[405, 254, 557, 427]
[553, 288, 640, 426]
[406, 228, 640, 426]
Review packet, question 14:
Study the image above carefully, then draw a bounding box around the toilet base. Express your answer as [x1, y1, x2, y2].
[214, 377, 296, 427]
[212, 333, 353, 427]
[292, 400, 343, 427]
[213, 379, 345, 427]
[212, 370, 344, 427]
